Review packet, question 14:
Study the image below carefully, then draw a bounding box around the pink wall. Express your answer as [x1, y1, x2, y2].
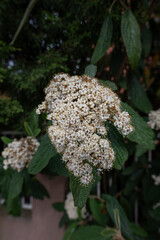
[0, 175, 66, 240]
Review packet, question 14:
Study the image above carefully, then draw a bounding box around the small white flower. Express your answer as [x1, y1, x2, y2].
[64, 192, 87, 220]
[153, 202, 160, 209]
[2, 137, 39, 172]
[148, 109, 160, 130]
[152, 175, 160, 186]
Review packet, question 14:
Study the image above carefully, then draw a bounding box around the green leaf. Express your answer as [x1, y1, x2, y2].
[48, 154, 69, 177]
[101, 227, 116, 238]
[30, 179, 49, 200]
[135, 144, 150, 157]
[70, 226, 107, 240]
[9, 197, 21, 216]
[149, 206, 160, 221]
[59, 213, 69, 227]
[130, 170, 143, 181]
[106, 122, 129, 170]
[91, 12, 113, 64]
[128, 76, 152, 113]
[52, 202, 65, 212]
[142, 27, 152, 56]
[70, 172, 100, 208]
[7, 171, 24, 212]
[121, 103, 155, 149]
[33, 128, 41, 137]
[77, 206, 83, 220]
[0, 174, 11, 198]
[124, 181, 135, 196]
[30, 109, 39, 130]
[122, 166, 137, 176]
[114, 208, 121, 231]
[89, 197, 108, 226]
[102, 194, 134, 240]
[121, 10, 142, 68]
[1, 136, 13, 144]
[24, 121, 34, 136]
[63, 222, 78, 240]
[130, 223, 148, 238]
[126, 142, 136, 156]
[120, 196, 132, 220]
[28, 134, 57, 174]
[84, 64, 97, 77]
[99, 80, 118, 91]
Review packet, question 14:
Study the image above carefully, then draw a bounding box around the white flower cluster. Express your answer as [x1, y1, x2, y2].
[152, 175, 160, 186]
[36, 73, 134, 185]
[2, 137, 39, 172]
[64, 192, 86, 219]
[148, 109, 160, 130]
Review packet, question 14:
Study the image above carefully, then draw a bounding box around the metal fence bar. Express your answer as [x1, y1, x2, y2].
[134, 154, 139, 224]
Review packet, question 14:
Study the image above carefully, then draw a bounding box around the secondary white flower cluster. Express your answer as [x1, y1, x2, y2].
[152, 174, 160, 186]
[64, 192, 86, 219]
[36, 73, 134, 185]
[148, 109, 160, 130]
[2, 137, 39, 172]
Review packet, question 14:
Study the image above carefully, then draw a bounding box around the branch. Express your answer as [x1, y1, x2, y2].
[88, 195, 106, 203]
[114, 0, 158, 82]
[10, 0, 38, 45]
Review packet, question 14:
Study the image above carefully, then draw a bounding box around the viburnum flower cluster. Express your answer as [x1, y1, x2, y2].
[2, 137, 39, 172]
[148, 109, 160, 130]
[36, 73, 134, 185]
[64, 192, 87, 219]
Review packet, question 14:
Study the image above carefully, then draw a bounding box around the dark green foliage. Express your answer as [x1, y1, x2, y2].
[0, 98, 23, 126]
[99, 79, 118, 90]
[70, 172, 101, 208]
[6, 171, 24, 213]
[106, 122, 129, 170]
[128, 76, 152, 113]
[30, 178, 49, 200]
[24, 110, 41, 137]
[130, 223, 148, 238]
[84, 64, 97, 77]
[63, 222, 78, 240]
[28, 134, 57, 174]
[0, 0, 160, 239]
[70, 226, 107, 240]
[91, 12, 113, 64]
[102, 194, 134, 240]
[149, 207, 160, 222]
[1, 136, 13, 144]
[52, 202, 65, 212]
[47, 154, 69, 177]
[59, 213, 69, 228]
[0, 0, 109, 130]
[89, 197, 108, 226]
[121, 10, 142, 68]
[8, 197, 21, 216]
[24, 121, 34, 136]
[100, 228, 116, 238]
[121, 103, 155, 150]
